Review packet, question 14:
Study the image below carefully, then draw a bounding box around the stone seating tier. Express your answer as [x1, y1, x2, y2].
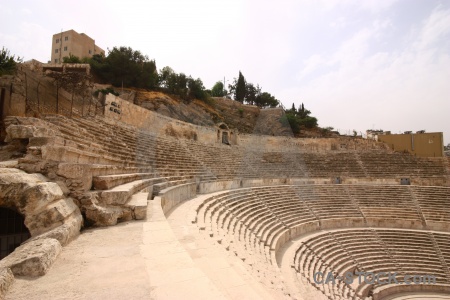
[294, 229, 450, 299]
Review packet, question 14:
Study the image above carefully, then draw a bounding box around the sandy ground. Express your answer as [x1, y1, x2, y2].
[6, 198, 275, 300]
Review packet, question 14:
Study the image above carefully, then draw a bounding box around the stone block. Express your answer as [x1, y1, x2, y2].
[25, 198, 79, 236]
[21, 182, 64, 215]
[56, 163, 93, 191]
[0, 238, 62, 277]
[31, 212, 82, 246]
[5, 125, 55, 142]
[0, 268, 14, 299]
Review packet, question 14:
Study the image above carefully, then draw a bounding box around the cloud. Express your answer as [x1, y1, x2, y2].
[416, 6, 450, 50]
[280, 5, 450, 142]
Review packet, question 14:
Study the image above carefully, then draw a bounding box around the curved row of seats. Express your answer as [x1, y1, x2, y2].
[9, 114, 449, 227]
[19, 114, 448, 186]
[194, 184, 449, 299]
[182, 137, 448, 180]
[197, 184, 449, 241]
[293, 229, 450, 299]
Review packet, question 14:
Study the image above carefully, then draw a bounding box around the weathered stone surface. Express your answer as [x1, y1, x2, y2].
[0, 167, 82, 245]
[25, 198, 79, 236]
[0, 160, 18, 168]
[28, 136, 64, 147]
[5, 125, 55, 142]
[85, 203, 123, 226]
[21, 182, 64, 215]
[0, 268, 14, 299]
[56, 163, 92, 191]
[0, 170, 47, 207]
[30, 213, 82, 246]
[0, 238, 62, 277]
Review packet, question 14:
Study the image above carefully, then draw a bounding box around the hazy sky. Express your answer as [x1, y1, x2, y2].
[1, 0, 449, 143]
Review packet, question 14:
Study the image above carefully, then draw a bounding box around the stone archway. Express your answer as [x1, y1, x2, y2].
[0, 207, 31, 260]
[0, 167, 82, 277]
[217, 123, 232, 145]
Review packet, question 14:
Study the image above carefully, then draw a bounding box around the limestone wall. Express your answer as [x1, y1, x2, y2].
[104, 94, 390, 151]
[237, 133, 388, 152]
[159, 183, 197, 214]
[104, 94, 218, 144]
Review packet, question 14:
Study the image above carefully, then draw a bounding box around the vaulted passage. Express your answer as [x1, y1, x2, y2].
[0, 207, 31, 260]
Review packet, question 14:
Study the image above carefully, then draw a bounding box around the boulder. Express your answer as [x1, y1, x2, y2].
[0, 238, 62, 277]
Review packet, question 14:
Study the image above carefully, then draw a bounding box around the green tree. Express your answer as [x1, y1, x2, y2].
[299, 116, 318, 128]
[0, 47, 22, 76]
[211, 81, 226, 97]
[235, 71, 246, 103]
[284, 112, 300, 134]
[255, 92, 279, 108]
[187, 77, 208, 101]
[245, 83, 259, 105]
[297, 102, 311, 118]
[62, 53, 81, 63]
[159, 66, 175, 88]
[88, 46, 158, 89]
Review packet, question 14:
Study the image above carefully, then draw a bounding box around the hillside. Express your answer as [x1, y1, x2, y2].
[1, 61, 325, 138]
[117, 88, 313, 136]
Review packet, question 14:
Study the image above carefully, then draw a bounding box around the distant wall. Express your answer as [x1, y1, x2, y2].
[237, 134, 387, 152]
[379, 132, 444, 157]
[104, 95, 389, 152]
[104, 94, 218, 144]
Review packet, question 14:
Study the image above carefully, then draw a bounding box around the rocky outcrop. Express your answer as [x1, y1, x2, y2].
[0, 168, 82, 245]
[0, 238, 62, 277]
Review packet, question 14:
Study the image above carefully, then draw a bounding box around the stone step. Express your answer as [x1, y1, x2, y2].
[93, 172, 159, 190]
[100, 178, 164, 205]
[125, 192, 149, 220]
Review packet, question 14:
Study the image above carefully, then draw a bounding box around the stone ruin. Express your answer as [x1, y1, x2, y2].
[0, 65, 450, 299]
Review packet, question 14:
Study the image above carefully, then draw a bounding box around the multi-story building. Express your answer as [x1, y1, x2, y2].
[377, 131, 444, 157]
[50, 29, 105, 63]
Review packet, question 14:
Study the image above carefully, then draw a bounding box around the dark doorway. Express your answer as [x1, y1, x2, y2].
[222, 132, 229, 144]
[0, 207, 31, 260]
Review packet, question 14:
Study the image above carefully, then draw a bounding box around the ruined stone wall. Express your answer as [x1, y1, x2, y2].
[237, 133, 389, 152]
[104, 94, 218, 144]
[104, 95, 388, 152]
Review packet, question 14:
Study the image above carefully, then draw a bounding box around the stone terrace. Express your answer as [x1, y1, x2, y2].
[1, 113, 450, 300]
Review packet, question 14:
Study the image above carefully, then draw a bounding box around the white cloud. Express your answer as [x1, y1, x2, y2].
[416, 6, 450, 50]
[280, 5, 450, 142]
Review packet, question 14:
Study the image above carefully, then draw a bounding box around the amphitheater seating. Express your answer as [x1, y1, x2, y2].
[412, 186, 450, 224]
[11, 114, 446, 185]
[293, 229, 450, 299]
[4, 112, 450, 299]
[195, 184, 450, 299]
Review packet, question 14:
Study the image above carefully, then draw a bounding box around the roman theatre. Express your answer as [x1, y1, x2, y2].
[0, 74, 449, 299]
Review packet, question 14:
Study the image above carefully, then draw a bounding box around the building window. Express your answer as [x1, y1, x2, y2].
[55, 49, 58, 53]
[64, 47, 67, 51]
[65, 36, 68, 41]
[56, 38, 59, 43]
[89, 50, 92, 54]
[55, 59, 58, 63]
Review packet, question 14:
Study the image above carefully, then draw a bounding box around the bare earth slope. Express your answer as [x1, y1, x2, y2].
[125, 89, 291, 135]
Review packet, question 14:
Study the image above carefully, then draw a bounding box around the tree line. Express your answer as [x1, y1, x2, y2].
[1, 46, 319, 133]
[71, 48, 280, 108]
[283, 103, 318, 134]
[210, 71, 279, 108]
